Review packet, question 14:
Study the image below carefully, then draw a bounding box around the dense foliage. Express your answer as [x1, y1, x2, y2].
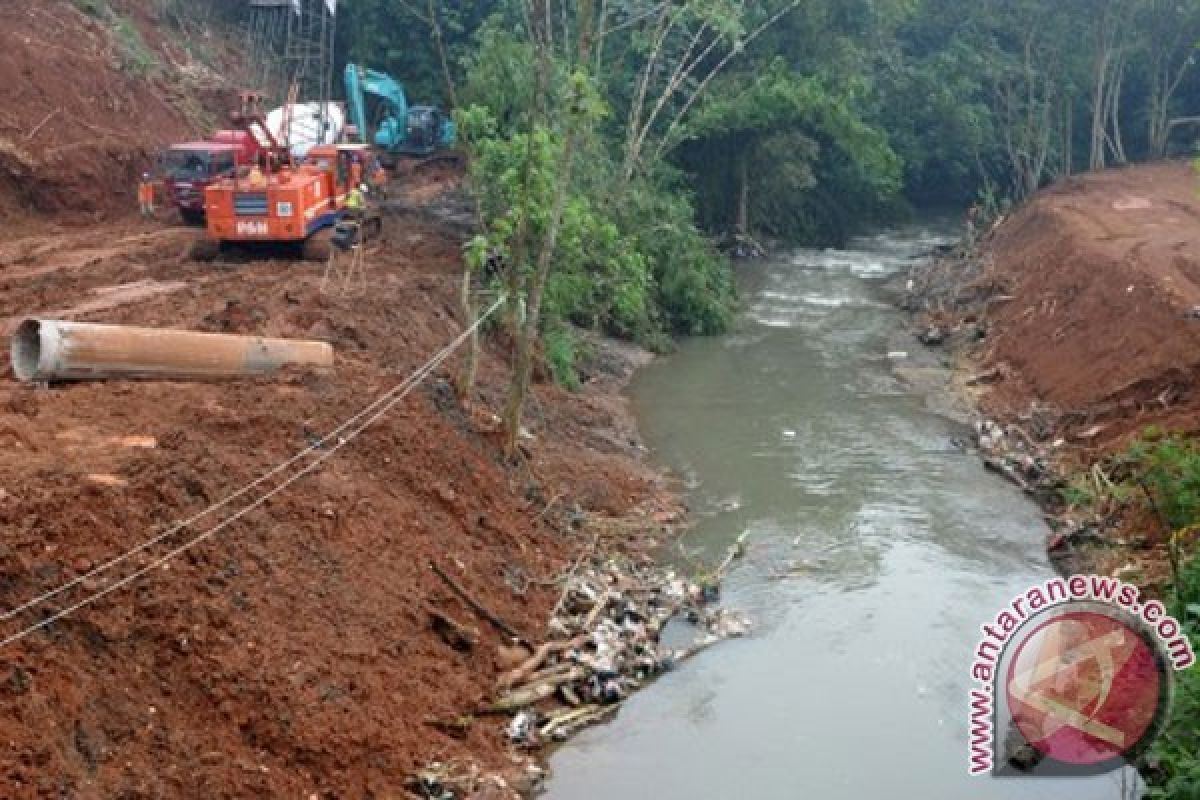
[1123, 433, 1200, 798]
[338, 0, 1200, 244]
[334, 0, 1200, 401]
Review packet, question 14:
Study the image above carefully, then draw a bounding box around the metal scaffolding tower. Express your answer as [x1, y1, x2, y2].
[244, 0, 336, 109]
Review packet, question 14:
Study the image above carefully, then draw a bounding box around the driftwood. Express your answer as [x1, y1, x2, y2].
[430, 560, 527, 646]
[496, 636, 586, 691]
[487, 667, 587, 713]
[539, 704, 620, 739]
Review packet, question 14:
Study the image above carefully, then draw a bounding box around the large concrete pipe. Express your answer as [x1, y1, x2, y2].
[11, 319, 333, 383]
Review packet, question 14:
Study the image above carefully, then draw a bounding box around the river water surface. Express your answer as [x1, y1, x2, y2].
[545, 229, 1133, 799]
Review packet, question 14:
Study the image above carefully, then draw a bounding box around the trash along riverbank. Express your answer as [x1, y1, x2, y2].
[903, 161, 1200, 587]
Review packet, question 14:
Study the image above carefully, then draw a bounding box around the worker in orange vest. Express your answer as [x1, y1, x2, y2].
[137, 172, 155, 217]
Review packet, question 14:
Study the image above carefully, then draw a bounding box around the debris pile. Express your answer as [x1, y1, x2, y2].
[491, 555, 750, 749]
[413, 539, 752, 798]
[975, 417, 1060, 497]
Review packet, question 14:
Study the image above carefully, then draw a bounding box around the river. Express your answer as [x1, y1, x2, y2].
[544, 228, 1135, 799]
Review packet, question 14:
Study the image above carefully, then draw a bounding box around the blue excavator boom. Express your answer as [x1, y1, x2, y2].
[343, 63, 455, 157]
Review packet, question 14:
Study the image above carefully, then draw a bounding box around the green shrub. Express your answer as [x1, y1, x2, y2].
[1144, 626, 1200, 799]
[542, 326, 581, 391]
[1127, 430, 1200, 534]
[1126, 431, 1200, 797]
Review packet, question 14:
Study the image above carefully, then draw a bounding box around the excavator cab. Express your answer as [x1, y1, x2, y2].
[405, 106, 442, 154]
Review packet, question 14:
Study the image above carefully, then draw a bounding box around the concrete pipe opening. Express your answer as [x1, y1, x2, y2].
[11, 319, 43, 383]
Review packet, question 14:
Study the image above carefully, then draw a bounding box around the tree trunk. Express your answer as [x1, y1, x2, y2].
[1062, 93, 1073, 177]
[504, 0, 597, 455]
[426, 0, 458, 108]
[455, 260, 479, 401]
[1108, 54, 1127, 165]
[1090, 46, 1109, 171]
[735, 148, 749, 234]
[1149, 64, 1170, 158]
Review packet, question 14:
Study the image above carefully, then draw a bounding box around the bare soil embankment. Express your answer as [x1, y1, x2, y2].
[975, 163, 1200, 449]
[0, 172, 679, 797]
[0, 1, 238, 221]
[911, 161, 1200, 577]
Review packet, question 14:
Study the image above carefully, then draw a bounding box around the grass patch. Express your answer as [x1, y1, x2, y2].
[69, 0, 159, 75]
[70, 0, 109, 16]
[112, 15, 158, 75]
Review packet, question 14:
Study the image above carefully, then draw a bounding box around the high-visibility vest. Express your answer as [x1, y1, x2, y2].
[345, 189, 365, 211]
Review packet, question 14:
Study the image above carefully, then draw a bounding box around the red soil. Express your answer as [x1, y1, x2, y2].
[0, 9, 679, 795]
[0, 1, 236, 221]
[0, 198, 673, 797]
[975, 162, 1200, 454]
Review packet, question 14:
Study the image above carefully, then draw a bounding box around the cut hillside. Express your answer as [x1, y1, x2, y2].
[971, 162, 1200, 453]
[0, 1, 239, 220]
[0, 180, 676, 796]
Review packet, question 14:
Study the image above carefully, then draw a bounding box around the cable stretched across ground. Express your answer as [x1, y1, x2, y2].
[0, 295, 507, 650]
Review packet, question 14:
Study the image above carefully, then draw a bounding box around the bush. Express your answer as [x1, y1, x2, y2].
[1144, 626, 1200, 799]
[542, 326, 581, 391]
[1125, 431, 1200, 797]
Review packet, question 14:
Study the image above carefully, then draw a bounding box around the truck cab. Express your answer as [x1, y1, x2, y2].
[162, 130, 262, 224]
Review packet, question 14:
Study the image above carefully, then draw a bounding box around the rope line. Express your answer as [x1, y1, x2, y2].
[0, 296, 506, 650]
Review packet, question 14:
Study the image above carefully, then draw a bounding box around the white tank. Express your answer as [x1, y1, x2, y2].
[266, 103, 346, 158]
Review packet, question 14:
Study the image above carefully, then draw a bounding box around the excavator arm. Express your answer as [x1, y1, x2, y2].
[343, 63, 409, 150]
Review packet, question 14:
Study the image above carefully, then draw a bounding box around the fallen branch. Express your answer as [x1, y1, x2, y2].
[539, 703, 620, 740]
[549, 534, 600, 619]
[487, 667, 587, 713]
[496, 636, 586, 691]
[430, 560, 527, 646]
[26, 108, 61, 140]
[714, 531, 751, 582]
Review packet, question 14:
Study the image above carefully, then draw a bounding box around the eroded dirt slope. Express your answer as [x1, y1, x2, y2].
[0, 1, 235, 220]
[0, 187, 674, 797]
[973, 162, 1200, 451]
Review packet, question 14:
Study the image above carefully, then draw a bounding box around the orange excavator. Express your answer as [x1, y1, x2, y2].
[195, 92, 380, 261]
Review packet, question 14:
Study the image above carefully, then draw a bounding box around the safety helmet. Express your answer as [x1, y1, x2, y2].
[359, 184, 369, 194]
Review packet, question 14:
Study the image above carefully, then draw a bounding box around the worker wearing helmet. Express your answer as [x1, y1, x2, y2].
[345, 183, 369, 223]
[138, 172, 155, 217]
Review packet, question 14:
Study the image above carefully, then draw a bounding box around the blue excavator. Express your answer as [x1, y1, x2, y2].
[343, 64, 456, 161]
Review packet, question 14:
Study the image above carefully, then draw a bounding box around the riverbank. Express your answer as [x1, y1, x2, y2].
[544, 229, 1123, 800]
[0, 174, 689, 797]
[906, 161, 1200, 586]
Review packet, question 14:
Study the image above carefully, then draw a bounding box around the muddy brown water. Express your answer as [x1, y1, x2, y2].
[545, 228, 1134, 799]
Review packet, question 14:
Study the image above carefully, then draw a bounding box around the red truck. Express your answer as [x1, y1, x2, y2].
[161, 130, 263, 224]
